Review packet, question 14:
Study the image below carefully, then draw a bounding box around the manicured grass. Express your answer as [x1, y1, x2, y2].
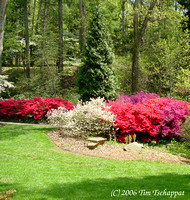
[0, 125, 189, 200]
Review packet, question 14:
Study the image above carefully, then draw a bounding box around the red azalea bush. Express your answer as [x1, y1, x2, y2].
[107, 101, 161, 143]
[0, 97, 74, 120]
[107, 96, 189, 143]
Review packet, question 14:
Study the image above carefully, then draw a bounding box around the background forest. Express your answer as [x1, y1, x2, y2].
[0, 0, 190, 103]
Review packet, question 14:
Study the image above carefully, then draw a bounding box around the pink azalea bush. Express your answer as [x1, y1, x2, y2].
[143, 98, 189, 138]
[118, 91, 159, 104]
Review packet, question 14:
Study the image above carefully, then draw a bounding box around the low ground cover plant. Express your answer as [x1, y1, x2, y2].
[0, 97, 74, 120]
[180, 114, 190, 143]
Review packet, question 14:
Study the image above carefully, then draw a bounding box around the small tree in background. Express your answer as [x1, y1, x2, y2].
[77, 3, 117, 101]
[0, 75, 14, 95]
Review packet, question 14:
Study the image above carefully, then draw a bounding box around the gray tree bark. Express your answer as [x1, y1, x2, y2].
[122, 0, 126, 54]
[79, 0, 86, 56]
[15, 8, 20, 66]
[41, 0, 48, 69]
[31, 0, 36, 36]
[131, 0, 140, 93]
[0, 0, 8, 74]
[131, 0, 157, 93]
[35, 0, 42, 34]
[58, 0, 63, 73]
[24, 0, 30, 78]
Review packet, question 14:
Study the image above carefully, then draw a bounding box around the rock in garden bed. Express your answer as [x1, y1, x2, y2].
[46, 129, 190, 165]
[123, 142, 144, 152]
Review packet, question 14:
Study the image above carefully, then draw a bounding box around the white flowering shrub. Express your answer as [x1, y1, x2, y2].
[46, 106, 71, 126]
[47, 97, 115, 139]
[0, 75, 14, 93]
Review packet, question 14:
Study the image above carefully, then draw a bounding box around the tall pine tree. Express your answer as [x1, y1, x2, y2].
[77, 4, 117, 101]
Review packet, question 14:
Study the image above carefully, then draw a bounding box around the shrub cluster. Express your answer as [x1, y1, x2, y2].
[1, 92, 188, 144]
[47, 97, 115, 138]
[118, 91, 159, 104]
[46, 93, 189, 143]
[0, 97, 74, 120]
[107, 96, 189, 143]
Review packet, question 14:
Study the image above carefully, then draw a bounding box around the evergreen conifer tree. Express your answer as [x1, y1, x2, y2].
[77, 4, 117, 101]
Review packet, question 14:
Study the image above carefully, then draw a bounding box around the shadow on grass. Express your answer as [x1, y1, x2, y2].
[3, 174, 189, 200]
[0, 182, 16, 191]
[0, 125, 55, 140]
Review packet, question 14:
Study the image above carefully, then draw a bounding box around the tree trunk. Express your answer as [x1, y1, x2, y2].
[35, 0, 42, 34]
[31, 0, 36, 36]
[131, 0, 157, 93]
[0, 0, 8, 74]
[41, 0, 48, 69]
[58, 0, 63, 73]
[79, 0, 86, 56]
[28, 0, 32, 14]
[131, 0, 139, 93]
[15, 8, 19, 66]
[121, 0, 126, 54]
[24, 0, 30, 78]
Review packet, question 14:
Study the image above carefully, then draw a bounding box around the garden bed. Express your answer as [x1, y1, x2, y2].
[46, 129, 190, 165]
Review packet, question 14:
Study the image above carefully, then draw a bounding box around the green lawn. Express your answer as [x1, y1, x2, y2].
[0, 125, 189, 200]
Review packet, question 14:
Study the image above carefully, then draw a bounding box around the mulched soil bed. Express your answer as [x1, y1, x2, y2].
[46, 129, 190, 165]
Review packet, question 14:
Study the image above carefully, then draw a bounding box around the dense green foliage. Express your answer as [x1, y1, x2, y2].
[142, 3, 190, 98]
[177, 0, 190, 30]
[0, 125, 189, 199]
[0, 0, 190, 101]
[181, 114, 190, 143]
[77, 4, 117, 101]
[0, 2, 190, 198]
